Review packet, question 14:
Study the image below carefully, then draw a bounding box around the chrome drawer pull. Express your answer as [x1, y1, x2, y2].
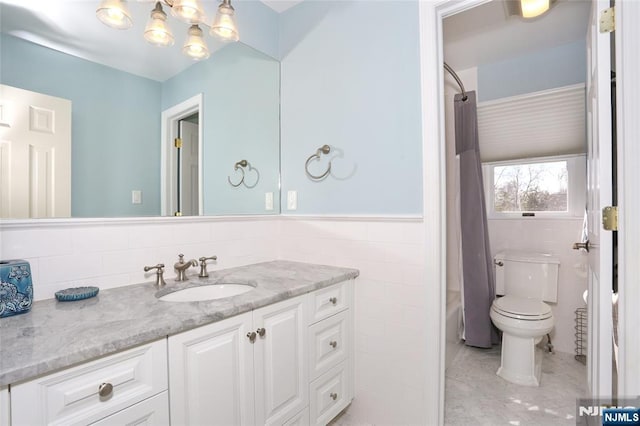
[330, 392, 338, 401]
[329, 297, 338, 305]
[329, 341, 337, 348]
[256, 327, 266, 337]
[247, 331, 257, 343]
[98, 382, 113, 398]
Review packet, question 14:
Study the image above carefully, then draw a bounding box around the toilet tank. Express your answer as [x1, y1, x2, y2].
[494, 250, 559, 303]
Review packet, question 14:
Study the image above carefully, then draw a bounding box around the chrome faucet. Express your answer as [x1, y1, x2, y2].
[174, 254, 197, 282]
[143, 264, 167, 288]
[198, 255, 218, 278]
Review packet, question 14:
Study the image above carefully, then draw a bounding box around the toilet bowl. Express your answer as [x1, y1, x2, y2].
[490, 295, 554, 386]
[490, 251, 559, 386]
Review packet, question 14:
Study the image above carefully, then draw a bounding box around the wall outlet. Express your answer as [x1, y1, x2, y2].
[287, 190, 297, 210]
[131, 190, 142, 204]
[265, 192, 274, 210]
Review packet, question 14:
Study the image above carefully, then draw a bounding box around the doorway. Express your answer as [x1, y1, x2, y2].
[161, 94, 203, 216]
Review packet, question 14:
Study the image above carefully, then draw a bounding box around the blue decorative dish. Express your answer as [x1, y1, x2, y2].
[55, 286, 100, 302]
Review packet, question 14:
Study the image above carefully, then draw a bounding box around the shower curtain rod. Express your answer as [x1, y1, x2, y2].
[444, 62, 468, 101]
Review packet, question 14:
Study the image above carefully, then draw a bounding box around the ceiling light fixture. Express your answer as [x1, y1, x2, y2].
[520, 0, 550, 18]
[96, 0, 239, 61]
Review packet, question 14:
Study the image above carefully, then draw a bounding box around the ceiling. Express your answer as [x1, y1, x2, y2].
[0, 0, 275, 82]
[444, 0, 591, 71]
[1, 0, 590, 82]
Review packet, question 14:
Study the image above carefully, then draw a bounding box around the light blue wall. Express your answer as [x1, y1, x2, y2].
[233, 0, 280, 59]
[161, 43, 280, 215]
[477, 41, 586, 102]
[1, 34, 162, 217]
[279, 1, 423, 215]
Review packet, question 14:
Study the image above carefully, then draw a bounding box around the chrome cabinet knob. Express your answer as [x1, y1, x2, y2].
[329, 297, 338, 305]
[256, 328, 266, 337]
[98, 382, 113, 398]
[330, 392, 338, 401]
[329, 341, 337, 348]
[247, 331, 257, 343]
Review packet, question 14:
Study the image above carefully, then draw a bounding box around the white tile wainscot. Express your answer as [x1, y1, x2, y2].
[278, 217, 428, 425]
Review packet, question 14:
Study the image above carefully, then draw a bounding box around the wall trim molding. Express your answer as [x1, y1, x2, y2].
[0, 215, 281, 230]
[279, 215, 423, 222]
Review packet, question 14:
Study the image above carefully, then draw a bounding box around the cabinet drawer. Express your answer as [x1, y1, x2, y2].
[308, 280, 351, 324]
[309, 361, 349, 426]
[11, 340, 167, 426]
[89, 391, 169, 426]
[309, 310, 349, 380]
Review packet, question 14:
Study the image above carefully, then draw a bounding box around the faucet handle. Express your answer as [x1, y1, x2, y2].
[198, 255, 218, 278]
[143, 264, 167, 288]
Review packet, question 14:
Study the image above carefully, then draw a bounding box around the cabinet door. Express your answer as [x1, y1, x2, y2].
[89, 392, 169, 426]
[254, 295, 309, 426]
[168, 312, 255, 426]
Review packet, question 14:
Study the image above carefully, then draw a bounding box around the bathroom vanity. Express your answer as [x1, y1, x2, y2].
[0, 261, 358, 425]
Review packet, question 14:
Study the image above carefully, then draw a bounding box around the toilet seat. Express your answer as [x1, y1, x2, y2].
[492, 296, 552, 321]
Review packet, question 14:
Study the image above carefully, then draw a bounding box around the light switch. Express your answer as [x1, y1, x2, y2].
[265, 192, 274, 210]
[287, 190, 297, 210]
[132, 190, 142, 204]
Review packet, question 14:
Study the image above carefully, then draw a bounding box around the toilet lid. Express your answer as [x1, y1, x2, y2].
[492, 296, 552, 320]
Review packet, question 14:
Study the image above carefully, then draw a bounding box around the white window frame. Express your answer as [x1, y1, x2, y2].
[482, 154, 586, 219]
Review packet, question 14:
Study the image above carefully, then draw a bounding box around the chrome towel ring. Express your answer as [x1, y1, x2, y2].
[305, 145, 332, 180]
[228, 160, 259, 188]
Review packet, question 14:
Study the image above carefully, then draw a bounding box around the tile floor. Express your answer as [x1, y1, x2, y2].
[445, 344, 587, 425]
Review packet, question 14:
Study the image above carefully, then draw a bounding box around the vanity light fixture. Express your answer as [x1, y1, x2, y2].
[210, 0, 240, 42]
[144, 2, 175, 47]
[520, 0, 550, 18]
[183, 25, 210, 60]
[170, 0, 205, 24]
[96, 0, 133, 29]
[96, 0, 239, 61]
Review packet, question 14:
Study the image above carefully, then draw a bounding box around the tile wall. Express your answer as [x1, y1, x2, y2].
[0, 216, 429, 424]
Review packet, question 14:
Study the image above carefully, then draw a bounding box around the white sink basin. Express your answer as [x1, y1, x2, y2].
[159, 284, 254, 302]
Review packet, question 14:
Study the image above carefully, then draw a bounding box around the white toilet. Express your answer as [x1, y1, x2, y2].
[490, 250, 559, 386]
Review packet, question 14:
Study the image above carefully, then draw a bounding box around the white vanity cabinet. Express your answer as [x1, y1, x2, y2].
[169, 279, 355, 426]
[9, 340, 168, 426]
[169, 294, 308, 426]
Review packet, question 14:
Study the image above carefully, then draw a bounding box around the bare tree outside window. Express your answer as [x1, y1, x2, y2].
[493, 161, 568, 212]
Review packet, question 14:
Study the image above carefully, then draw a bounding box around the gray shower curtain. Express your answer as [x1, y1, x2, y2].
[454, 91, 500, 348]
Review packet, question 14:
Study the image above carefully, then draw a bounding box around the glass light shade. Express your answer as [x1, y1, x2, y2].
[521, 0, 550, 18]
[171, 0, 205, 24]
[183, 25, 210, 60]
[144, 2, 175, 47]
[96, 0, 133, 30]
[210, 1, 239, 42]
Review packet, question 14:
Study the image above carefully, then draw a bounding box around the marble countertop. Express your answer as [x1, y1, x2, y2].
[0, 260, 359, 386]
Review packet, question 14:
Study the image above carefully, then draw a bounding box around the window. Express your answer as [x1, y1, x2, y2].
[483, 155, 586, 218]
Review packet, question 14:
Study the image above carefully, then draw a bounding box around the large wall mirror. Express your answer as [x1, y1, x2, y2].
[0, 1, 280, 219]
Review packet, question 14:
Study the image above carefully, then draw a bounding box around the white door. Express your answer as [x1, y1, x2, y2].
[253, 295, 308, 426]
[168, 311, 255, 426]
[0, 84, 71, 218]
[585, 0, 613, 399]
[179, 120, 199, 216]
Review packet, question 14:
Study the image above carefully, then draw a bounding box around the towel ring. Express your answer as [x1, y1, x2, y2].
[228, 160, 259, 188]
[305, 145, 332, 180]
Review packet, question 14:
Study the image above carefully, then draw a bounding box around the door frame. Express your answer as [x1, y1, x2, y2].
[418, 0, 640, 423]
[613, 0, 640, 399]
[160, 94, 204, 216]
